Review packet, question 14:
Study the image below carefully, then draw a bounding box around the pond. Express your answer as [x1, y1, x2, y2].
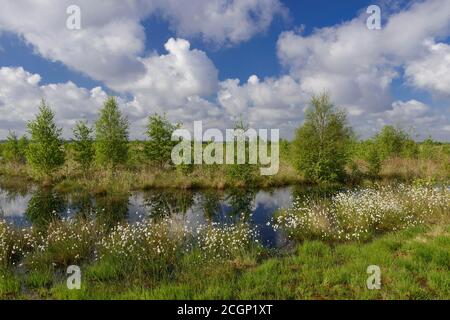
[0, 180, 315, 248]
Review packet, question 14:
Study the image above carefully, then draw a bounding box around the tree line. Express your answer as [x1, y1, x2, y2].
[1, 94, 447, 183]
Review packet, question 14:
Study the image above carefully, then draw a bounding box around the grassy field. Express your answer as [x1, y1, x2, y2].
[1, 184, 448, 300]
[1, 223, 449, 299]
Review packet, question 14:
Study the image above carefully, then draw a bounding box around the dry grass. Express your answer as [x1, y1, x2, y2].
[381, 157, 449, 181]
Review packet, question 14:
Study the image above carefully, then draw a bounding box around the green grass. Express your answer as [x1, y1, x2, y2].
[1, 224, 449, 300]
[1, 139, 448, 194]
[0, 184, 448, 300]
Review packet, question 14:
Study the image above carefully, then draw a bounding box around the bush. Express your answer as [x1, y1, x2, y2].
[2, 131, 28, 164]
[292, 93, 353, 183]
[375, 125, 418, 159]
[274, 185, 449, 242]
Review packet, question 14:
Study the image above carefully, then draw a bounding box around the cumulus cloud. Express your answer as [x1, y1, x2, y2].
[0, 0, 449, 141]
[158, 0, 288, 45]
[117, 38, 218, 111]
[0, 0, 286, 85]
[218, 75, 308, 137]
[0, 1, 151, 84]
[0, 66, 108, 138]
[405, 41, 450, 97]
[359, 100, 450, 140]
[277, 0, 450, 113]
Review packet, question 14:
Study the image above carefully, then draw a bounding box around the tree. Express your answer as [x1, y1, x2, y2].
[94, 97, 129, 168]
[374, 125, 418, 159]
[226, 119, 257, 183]
[365, 141, 382, 178]
[145, 113, 180, 168]
[72, 120, 95, 172]
[26, 100, 65, 177]
[2, 131, 28, 164]
[292, 93, 353, 183]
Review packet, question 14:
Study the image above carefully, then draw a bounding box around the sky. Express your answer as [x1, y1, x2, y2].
[0, 0, 449, 141]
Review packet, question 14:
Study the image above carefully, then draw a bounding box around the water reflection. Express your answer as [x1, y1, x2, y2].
[144, 190, 195, 219]
[0, 182, 296, 247]
[25, 189, 65, 229]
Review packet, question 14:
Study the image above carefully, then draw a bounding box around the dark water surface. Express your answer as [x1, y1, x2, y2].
[0, 181, 303, 247]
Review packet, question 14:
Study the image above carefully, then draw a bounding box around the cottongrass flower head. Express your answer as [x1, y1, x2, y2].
[274, 184, 450, 242]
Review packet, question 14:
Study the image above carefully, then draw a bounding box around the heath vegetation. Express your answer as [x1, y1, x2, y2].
[0, 93, 449, 299]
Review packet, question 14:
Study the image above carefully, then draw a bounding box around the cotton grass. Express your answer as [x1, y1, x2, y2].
[273, 184, 450, 241]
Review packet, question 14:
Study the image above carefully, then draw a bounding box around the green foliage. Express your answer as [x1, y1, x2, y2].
[365, 141, 382, 178]
[145, 113, 180, 168]
[374, 125, 418, 159]
[72, 120, 94, 172]
[94, 97, 129, 168]
[226, 119, 257, 184]
[2, 131, 28, 164]
[292, 93, 353, 183]
[26, 100, 65, 177]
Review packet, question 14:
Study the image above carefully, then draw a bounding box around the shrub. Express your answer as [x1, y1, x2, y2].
[97, 218, 187, 275]
[26, 100, 65, 177]
[375, 125, 418, 159]
[2, 131, 28, 164]
[0, 220, 37, 267]
[196, 223, 261, 261]
[292, 93, 353, 183]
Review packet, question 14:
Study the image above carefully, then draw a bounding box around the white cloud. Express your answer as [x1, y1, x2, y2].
[405, 41, 450, 96]
[218, 75, 308, 136]
[360, 100, 450, 140]
[276, 0, 450, 113]
[0, 1, 152, 85]
[117, 38, 219, 111]
[157, 0, 287, 45]
[0, 0, 286, 86]
[0, 66, 108, 138]
[0, 0, 449, 141]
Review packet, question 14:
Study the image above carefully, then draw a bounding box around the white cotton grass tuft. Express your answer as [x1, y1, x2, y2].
[273, 184, 450, 241]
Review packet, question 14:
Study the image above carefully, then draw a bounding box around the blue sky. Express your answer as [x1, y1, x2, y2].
[0, 0, 449, 140]
[0, 0, 382, 84]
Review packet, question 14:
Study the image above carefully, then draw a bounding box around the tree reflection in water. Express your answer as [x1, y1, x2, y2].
[225, 188, 256, 221]
[25, 188, 65, 229]
[143, 189, 194, 219]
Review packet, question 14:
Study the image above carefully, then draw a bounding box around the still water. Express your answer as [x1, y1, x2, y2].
[0, 182, 299, 247]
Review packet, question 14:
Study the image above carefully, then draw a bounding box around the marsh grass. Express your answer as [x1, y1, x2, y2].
[274, 184, 450, 242]
[0, 184, 449, 299]
[1, 146, 449, 195]
[23, 224, 450, 300]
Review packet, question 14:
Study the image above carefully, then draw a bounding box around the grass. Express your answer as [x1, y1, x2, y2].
[1, 140, 448, 195]
[3, 224, 448, 299]
[0, 184, 448, 300]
